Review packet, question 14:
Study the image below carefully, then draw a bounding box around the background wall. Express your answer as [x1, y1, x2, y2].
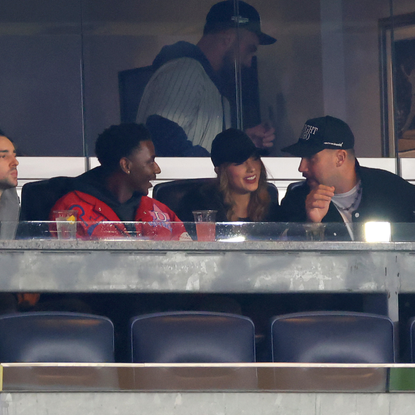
[255, 0, 323, 155]
[257, 0, 413, 157]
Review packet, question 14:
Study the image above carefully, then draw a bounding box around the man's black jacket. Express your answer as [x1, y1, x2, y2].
[281, 162, 415, 240]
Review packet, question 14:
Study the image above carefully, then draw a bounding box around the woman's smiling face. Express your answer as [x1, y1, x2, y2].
[225, 156, 261, 195]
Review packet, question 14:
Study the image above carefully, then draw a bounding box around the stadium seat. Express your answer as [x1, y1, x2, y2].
[408, 316, 415, 362]
[0, 312, 115, 363]
[130, 311, 256, 363]
[270, 311, 395, 363]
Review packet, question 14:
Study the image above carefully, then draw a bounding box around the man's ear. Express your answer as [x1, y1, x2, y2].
[119, 157, 131, 174]
[336, 150, 347, 167]
[221, 28, 237, 49]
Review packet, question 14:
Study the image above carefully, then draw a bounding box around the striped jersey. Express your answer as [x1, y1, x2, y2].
[137, 57, 230, 152]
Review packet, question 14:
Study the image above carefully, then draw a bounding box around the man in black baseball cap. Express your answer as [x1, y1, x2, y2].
[204, 1, 276, 46]
[281, 116, 354, 158]
[280, 115, 415, 240]
[137, 1, 276, 157]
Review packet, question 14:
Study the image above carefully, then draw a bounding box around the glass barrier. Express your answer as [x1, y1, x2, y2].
[3, 221, 415, 242]
[3, 0, 415, 160]
[0, 0, 85, 156]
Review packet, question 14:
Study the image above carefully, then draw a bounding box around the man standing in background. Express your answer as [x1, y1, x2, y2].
[137, 0, 276, 156]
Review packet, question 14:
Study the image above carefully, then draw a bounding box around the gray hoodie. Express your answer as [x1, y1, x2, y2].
[0, 187, 19, 239]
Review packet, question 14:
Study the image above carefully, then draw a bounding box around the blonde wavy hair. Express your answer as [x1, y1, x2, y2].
[216, 158, 270, 221]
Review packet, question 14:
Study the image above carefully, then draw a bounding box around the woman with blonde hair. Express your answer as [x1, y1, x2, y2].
[178, 128, 282, 225]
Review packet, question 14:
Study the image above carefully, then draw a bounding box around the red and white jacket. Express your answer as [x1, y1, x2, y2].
[50, 191, 190, 241]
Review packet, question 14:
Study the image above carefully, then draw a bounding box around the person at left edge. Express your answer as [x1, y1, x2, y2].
[0, 130, 40, 311]
[0, 129, 21, 313]
[50, 123, 191, 241]
[0, 129, 19, 240]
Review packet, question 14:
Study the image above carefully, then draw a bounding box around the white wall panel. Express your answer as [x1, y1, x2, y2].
[16, 156, 414, 201]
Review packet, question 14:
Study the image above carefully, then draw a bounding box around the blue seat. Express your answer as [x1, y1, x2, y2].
[152, 178, 215, 215]
[271, 311, 395, 363]
[18, 176, 75, 238]
[408, 317, 415, 362]
[0, 312, 115, 363]
[19, 176, 75, 222]
[130, 311, 256, 363]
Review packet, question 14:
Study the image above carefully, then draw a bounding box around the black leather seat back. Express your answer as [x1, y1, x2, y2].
[408, 317, 415, 363]
[152, 178, 215, 214]
[271, 311, 394, 363]
[0, 312, 115, 363]
[153, 178, 279, 214]
[20, 176, 75, 222]
[130, 311, 256, 363]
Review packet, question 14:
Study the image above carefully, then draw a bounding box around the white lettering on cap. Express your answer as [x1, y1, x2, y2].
[324, 141, 343, 147]
[300, 124, 318, 141]
[231, 16, 249, 24]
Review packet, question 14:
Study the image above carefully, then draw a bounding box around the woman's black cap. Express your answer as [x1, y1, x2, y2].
[211, 128, 267, 167]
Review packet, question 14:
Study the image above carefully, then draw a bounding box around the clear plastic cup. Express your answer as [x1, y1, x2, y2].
[54, 210, 78, 239]
[192, 210, 217, 241]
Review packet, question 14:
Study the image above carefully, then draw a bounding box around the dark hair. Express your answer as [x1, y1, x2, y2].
[216, 158, 270, 221]
[95, 123, 152, 172]
[203, 22, 235, 36]
[0, 129, 14, 144]
[346, 148, 356, 158]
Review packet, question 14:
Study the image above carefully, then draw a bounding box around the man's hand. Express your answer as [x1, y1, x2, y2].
[305, 184, 335, 223]
[245, 123, 275, 149]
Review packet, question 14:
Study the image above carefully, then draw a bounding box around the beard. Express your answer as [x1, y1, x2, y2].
[220, 50, 237, 78]
[0, 176, 17, 191]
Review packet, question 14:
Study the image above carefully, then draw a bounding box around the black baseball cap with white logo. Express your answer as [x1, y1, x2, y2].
[281, 116, 355, 157]
[204, 1, 276, 45]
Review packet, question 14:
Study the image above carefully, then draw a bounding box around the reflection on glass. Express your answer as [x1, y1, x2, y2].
[364, 222, 391, 243]
[26, 221, 192, 241]
[8, 221, 415, 242]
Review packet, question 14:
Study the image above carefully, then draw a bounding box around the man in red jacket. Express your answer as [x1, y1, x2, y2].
[50, 123, 190, 241]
